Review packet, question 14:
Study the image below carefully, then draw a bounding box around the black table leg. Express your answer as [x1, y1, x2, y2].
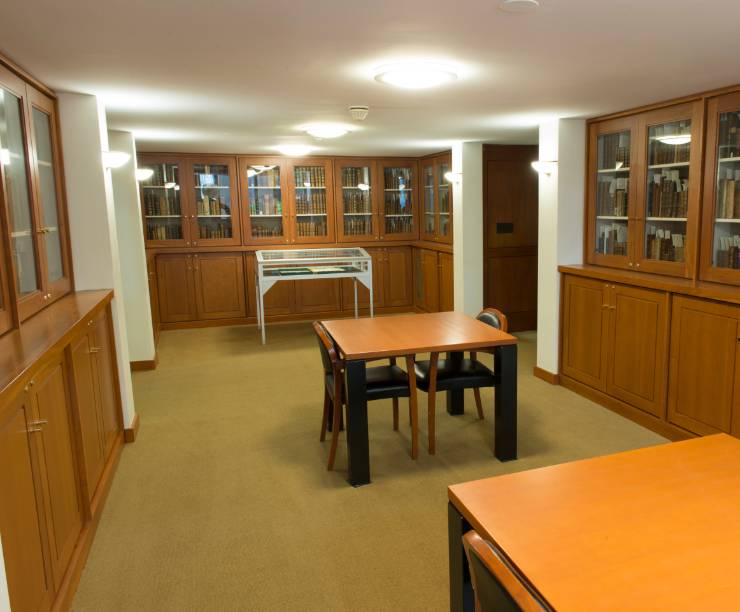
[345, 359, 370, 486]
[446, 351, 465, 415]
[493, 343, 517, 461]
[448, 502, 474, 612]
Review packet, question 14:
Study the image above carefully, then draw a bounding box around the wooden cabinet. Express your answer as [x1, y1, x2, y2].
[334, 159, 379, 243]
[285, 158, 335, 244]
[340, 247, 383, 311]
[156, 254, 197, 323]
[338, 247, 412, 312]
[295, 279, 341, 313]
[146, 253, 160, 344]
[668, 296, 740, 435]
[239, 157, 289, 245]
[421, 153, 452, 243]
[438, 252, 454, 312]
[379, 160, 417, 241]
[414, 248, 440, 312]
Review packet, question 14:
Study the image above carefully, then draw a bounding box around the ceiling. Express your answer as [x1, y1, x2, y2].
[2, 0, 740, 156]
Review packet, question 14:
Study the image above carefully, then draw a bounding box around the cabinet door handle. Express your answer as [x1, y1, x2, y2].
[89, 347, 102, 354]
[27, 427, 43, 433]
[28, 420, 48, 427]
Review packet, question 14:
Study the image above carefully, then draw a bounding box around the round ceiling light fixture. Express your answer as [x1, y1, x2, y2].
[303, 123, 350, 139]
[373, 62, 458, 90]
[276, 144, 314, 157]
[499, 0, 540, 13]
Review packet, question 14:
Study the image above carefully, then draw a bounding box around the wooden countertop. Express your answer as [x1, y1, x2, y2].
[559, 264, 740, 305]
[0, 290, 113, 399]
[449, 435, 740, 610]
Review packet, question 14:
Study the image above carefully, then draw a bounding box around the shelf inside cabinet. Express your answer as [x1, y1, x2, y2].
[646, 217, 688, 222]
[648, 162, 691, 169]
[596, 215, 628, 221]
[597, 167, 630, 174]
[716, 218, 740, 223]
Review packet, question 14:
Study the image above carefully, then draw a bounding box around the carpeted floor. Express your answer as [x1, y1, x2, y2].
[71, 323, 665, 611]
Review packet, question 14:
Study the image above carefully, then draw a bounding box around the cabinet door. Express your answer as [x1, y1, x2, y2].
[379, 161, 417, 240]
[192, 253, 246, 320]
[156, 254, 197, 322]
[0, 219, 13, 335]
[92, 309, 122, 458]
[383, 246, 413, 308]
[0, 393, 52, 612]
[606, 284, 669, 417]
[138, 156, 190, 247]
[341, 248, 382, 311]
[70, 332, 105, 498]
[244, 253, 294, 316]
[31, 357, 83, 589]
[438, 252, 454, 312]
[668, 296, 739, 435]
[240, 158, 288, 245]
[147, 254, 160, 342]
[335, 159, 378, 242]
[421, 249, 439, 312]
[188, 157, 241, 247]
[421, 161, 437, 240]
[295, 279, 341, 313]
[286, 159, 335, 244]
[437, 157, 453, 244]
[561, 275, 609, 390]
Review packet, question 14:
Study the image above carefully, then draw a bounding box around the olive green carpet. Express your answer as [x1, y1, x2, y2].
[71, 323, 665, 611]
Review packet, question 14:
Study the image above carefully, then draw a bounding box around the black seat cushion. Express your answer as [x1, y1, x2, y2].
[414, 358, 497, 392]
[326, 365, 410, 402]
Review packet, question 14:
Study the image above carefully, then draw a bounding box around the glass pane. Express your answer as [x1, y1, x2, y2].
[594, 130, 630, 256]
[141, 162, 183, 241]
[384, 166, 413, 235]
[194, 163, 232, 240]
[644, 120, 691, 263]
[247, 164, 283, 239]
[423, 165, 434, 234]
[0, 88, 39, 295]
[712, 110, 740, 269]
[32, 107, 64, 282]
[341, 165, 373, 237]
[293, 166, 328, 239]
[439, 162, 451, 237]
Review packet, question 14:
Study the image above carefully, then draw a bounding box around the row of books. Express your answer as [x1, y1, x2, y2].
[596, 178, 629, 216]
[294, 167, 326, 187]
[196, 196, 229, 216]
[598, 132, 630, 170]
[144, 192, 181, 216]
[343, 191, 372, 213]
[385, 193, 413, 215]
[425, 218, 436, 233]
[295, 191, 327, 214]
[194, 166, 229, 188]
[384, 168, 412, 190]
[296, 219, 327, 237]
[146, 223, 182, 241]
[648, 140, 690, 166]
[249, 171, 281, 188]
[648, 171, 689, 218]
[249, 193, 282, 215]
[342, 167, 370, 187]
[715, 234, 740, 268]
[717, 169, 740, 218]
[385, 217, 413, 234]
[718, 112, 740, 150]
[344, 217, 373, 236]
[645, 227, 685, 262]
[198, 223, 232, 239]
[596, 222, 628, 255]
[251, 223, 283, 238]
[439, 188, 450, 212]
[144, 165, 178, 187]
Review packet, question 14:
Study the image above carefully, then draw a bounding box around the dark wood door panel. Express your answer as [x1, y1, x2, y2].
[485, 253, 537, 331]
[156, 254, 197, 323]
[193, 253, 247, 320]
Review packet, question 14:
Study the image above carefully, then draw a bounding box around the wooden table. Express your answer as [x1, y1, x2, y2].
[321, 311, 518, 486]
[448, 434, 740, 611]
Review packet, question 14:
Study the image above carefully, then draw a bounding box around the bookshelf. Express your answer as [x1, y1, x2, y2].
[422, 161, 435, 239]
[190, 158, 240, 246]
[420, 153, 452, 244]
[139, 157, 188, 246]
[286, 159, 335, 244]
[335, 159, 377, 242]
[239, 157, 288, 244]
[380, 161, 416, 240]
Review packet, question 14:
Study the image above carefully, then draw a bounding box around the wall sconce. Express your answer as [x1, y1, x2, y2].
[444, 171, 462, 184]
[135, 168, 154, 181]
[102, 150, 131, 169]
[531, 160, 557, 176]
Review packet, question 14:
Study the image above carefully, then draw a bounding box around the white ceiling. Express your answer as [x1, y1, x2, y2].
[2, 0, 740, 156]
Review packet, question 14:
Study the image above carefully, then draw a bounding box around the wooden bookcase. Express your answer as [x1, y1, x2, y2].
[421, 152, 452, 244]
[238, 156, 289, 245]
[378, 159, 417, 241]
[284, 157, 335, 244]
[334, 158, 379, 243]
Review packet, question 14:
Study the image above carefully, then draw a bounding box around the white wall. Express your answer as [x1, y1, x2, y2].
[452, 141, 484, 316]
[536, 119, 586, 374]
[0, 537, 9, 612]
[57, 93, 137, 427]
[108, 130, 155, 363]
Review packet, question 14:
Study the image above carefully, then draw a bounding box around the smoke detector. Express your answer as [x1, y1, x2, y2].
[349, 105, 369, 121]
[499, 0, 540, 12]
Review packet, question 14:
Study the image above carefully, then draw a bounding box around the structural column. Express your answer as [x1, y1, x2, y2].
[536, 119, 586, 377]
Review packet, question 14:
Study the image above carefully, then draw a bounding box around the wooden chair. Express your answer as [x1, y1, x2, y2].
[414, 308, 508, 454]
[313, 321, 419, 470]
[463, 531, 549, 612]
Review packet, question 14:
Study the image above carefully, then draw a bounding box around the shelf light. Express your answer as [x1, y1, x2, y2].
[657, 134, 691, 146]
[135, 168, 154, 181]
[357, 183, 370, 191]
[374, 62, 458, 90]
[164, 181, 177, 189]
[101, 150, 130, 169]
[531, 160, 557, 176]
[444, 171, 462, 184]
[252, 165, 275, 172]
[277, 144, 314, 156]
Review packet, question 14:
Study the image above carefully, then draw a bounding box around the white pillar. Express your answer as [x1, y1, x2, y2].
[108, 130, 155, 364]
[536, 119, 586, 375]
[57, 93, 136, 428]
[0, 536, 9, 612]
[452, 141, 484, 316]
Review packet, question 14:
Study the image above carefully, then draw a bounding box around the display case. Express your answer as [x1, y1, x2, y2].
[701, 91, 740, 285]
[379, 160, 416, 240]
[420, 153, 452, 243]
[138, 155, 188, 247]
[335, 158, 377, 242]
[286, 158, 335, 244]
[189, 157, 240, 246]
[239, 157, 288, 244]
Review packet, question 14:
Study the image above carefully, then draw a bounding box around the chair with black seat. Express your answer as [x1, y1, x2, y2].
[463, 530, 549, 612]
[414, 308, 508, 454]
[313, 321, 419, 470]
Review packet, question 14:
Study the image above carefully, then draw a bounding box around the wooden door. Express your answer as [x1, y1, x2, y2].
[31, 356, 83, 589]
[147, 254, 160, 343]
[138, 155, 190, 248]
[561, 275, 609, 391]
[92, 308, 122, 458]
[421, 160, 437, 241]
[334, 159, 379, 243]
[606, 284, 669, 417]
[383, 246, 413, 308]
[379, 160, 417, 241]
[438, 252, 454, 312]
[156, 254, 197, 322]
[436, 155, 453, 244]
[668, 296, 739, 435]
[192, 253, 246, 320]
[69, 332, 105, 498]
[187, 156, 241, 247]
[285, 158, 335, 244]
[414, 249, 439, 312]
[0, 393, 52, 612]
[341, 247, 383, 311]
[295, 279, 341, 313]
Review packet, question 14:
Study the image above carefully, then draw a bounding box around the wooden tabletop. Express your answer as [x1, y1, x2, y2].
[321, 311, 517, 360]
[449, 434, 740, 610]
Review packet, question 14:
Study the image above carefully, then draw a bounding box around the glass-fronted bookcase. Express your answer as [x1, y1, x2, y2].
[421, 153, 452, 244]
[335, 158, 377, 243]
[286, 158, 335, 244]
[379, 160, 416, 240]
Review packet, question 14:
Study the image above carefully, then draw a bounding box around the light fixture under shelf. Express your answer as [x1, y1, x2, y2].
[656, 134, 691, 146]
[135, 168, 154, 181]
[444, 171, 462, 184]
[102, 150, 130, 169]
[531, 160, 557, 176]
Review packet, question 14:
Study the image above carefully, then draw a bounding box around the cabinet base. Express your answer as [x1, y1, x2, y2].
[124, 412, 140, 443]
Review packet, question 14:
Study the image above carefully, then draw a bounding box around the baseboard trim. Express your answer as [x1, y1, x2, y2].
[559, 375, 693, 442]
[532, 366, 559, 385]
[124, 412, 140, 443]
[130, 353, 157, 371]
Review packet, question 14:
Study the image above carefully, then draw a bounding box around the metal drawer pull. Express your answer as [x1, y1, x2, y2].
[29, 420, 48, 427]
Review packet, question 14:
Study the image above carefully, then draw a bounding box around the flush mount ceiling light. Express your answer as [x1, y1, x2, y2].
[373, 62, 458, 90]
[657, 134, 691, 146]
[277, 144, 315, 156]
[499, 0, 540, 13]
[101, 150, 130, 169]
[531, 160, 557, 176]
[303, 123, 350, 139]
[135, 168, 154, 181]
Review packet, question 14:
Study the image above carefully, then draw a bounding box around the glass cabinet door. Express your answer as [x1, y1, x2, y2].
[381, 163, 415, 239]
[438, 159, 452, 243]
[242, 160, 286, 243]
[191, 159, 239, 246]
[336, 160, 375, 242]
[140, 159, 187, 246]
[422, 162, 436, 240]
[289, 162, 334, 243]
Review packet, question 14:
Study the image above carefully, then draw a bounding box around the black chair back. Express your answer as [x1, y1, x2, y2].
[476, 308, 508, 332]
[313, 321, 337, 375]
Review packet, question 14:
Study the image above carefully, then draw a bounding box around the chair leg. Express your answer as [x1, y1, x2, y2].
[428, 352, 439, 455]
[392, 397, 399, 431]
[320, 388, 330, 441]
[405, 355, 419, 460]
[474, 388, 484, 420]
[327, 398, 342, 470]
